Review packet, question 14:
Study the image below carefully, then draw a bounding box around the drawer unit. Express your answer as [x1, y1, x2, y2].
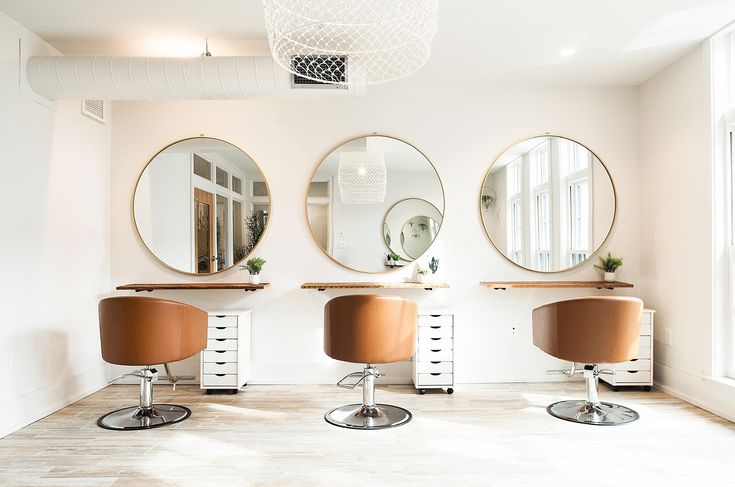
[413, 310, 455, 394]
[600, 309, 655, 390]
[200, 310, 252, 393]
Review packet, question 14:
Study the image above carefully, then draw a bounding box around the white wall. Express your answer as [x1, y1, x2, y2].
[0, 11, 111, 438]
[110, 82, 641, 385]
[639, 39, 735, 422]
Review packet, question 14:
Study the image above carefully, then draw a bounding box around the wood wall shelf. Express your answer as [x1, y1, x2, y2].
[301, 282, 450, 291]
[480, 281, 633, 290]
[117, 283, 270, 292]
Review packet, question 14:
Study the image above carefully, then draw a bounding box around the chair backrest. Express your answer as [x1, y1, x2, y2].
[99, 296, 207, 366]
[324, 294, 417, 364]
[532, 296, 644, 364]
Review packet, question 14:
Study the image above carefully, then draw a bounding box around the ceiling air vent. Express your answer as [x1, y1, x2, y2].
[291, 55, 347, 89]
[81, 99, 105, 124]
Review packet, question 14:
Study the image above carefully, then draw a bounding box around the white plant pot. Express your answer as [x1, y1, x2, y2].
[249, 274, 261, 285]
[416, 274, 427, 284]
[603, 272, 616, 282]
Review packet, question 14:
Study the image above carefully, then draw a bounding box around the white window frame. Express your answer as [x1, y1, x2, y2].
[506, 158, 524, 265]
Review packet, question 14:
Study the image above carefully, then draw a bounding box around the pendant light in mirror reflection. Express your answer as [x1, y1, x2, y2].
[133, 137, 270, 275]
[307, 135, 444, 273]
[480, 136, 616, 273]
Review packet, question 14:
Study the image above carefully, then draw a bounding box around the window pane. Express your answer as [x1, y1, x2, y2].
[507, 159, 521, 195]
[232, 176, 242, 195]
[233, 201, 245, 263]
[193, 154, 211, 180]
[252, 181, 269, 197]
[309, 181, 329, 198]
[216, 167, 229, 189]
[216, 195, 228, 271]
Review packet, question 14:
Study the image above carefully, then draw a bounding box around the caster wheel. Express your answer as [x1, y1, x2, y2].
[230, 389, 239, 395]
[205, 389, 212, 395]
[419, 389, 427, 395]
[447, 388, 454, 395]
[612, 386, 620, 392]
[643, 386, 652, 392]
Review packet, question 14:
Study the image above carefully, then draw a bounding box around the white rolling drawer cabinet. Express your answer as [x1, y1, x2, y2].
[599, 308, 655, 391]
[413, 309, 454, 394]
[200, 310, 251, 393]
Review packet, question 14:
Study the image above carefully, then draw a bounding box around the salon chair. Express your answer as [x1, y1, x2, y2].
[532, 296, 644, 425]
[324, 294, 417, 430]
[97, 296, 207, 430]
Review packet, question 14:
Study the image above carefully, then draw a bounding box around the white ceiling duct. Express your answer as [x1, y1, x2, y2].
[26, 55, 362, 100]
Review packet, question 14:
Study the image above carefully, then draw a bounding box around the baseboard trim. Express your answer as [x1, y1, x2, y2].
[654, 363, 735, 423]
[0, 366, 108, 439]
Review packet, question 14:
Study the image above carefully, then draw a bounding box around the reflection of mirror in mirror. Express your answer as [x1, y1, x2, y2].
[480, 136, 615, 273]
[384, 198, 442, 262]
[307, 136, 444, 273]
[134, 137, 270, 274]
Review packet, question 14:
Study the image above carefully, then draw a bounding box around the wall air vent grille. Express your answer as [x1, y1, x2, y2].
[81, 99, 105, 123]
[291, 55, 348, 89]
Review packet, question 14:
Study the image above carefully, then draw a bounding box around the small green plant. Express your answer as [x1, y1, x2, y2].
[242, 257, 266, 275]
[416, 265, 429, 276]
[429, 257, 439, 274]
[387, 251, 402, 262]
[595, 252, 623, 273]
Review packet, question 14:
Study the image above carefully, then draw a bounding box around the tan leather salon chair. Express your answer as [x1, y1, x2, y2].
[97, 297, 207, 430]
[532, 296, 644, 426]
[323, 295, 417, 430]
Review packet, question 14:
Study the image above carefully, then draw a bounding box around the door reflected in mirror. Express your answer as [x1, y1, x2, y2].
[480, 136, 615, 273]
[307, 136, 444, 273]
[134, 137, 270, 274]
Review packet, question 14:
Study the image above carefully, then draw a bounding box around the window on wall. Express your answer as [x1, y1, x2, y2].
[530, 142, 551, 270]
[507, 158, 523, 264]
[559, 139, 592, 267]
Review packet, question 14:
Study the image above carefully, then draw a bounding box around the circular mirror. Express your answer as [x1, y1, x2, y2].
[480, 136, 615, 273]
[383, 198, 442, 261]
[133, 137, 270, 275]
[307, 135, 444, 273]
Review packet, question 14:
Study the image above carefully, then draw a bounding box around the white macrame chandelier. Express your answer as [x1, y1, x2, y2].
[338, 152, 387, 203]
[262, 0, 439, 86]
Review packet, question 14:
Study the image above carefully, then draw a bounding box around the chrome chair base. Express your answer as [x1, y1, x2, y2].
[97, 404, 191, 431]
[547, 400, 639, 426]
[325, 403, 412, 430]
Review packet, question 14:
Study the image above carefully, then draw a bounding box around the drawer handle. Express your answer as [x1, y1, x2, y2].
[216, 327, 226, 330]
[430, 361, 440, 364]
[214, 350, 225, 354]
[430, 326, 441, 329]
[216, 374, 225, 377]
[627, 370, 639, 374]
[215, 338, 226, 342]
[431, 349, 441, 352]
[430, 337, 441, 341]
[430, 373, 441, 376]
[430, 314, 441, 317]
[630, 358, 638, 362]
[216, 362, 225, 365]
[215, 315, 226, 318]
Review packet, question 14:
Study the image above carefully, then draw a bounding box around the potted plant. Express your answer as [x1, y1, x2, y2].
[242, 257, 266, 284]
[429, 256, 439, 275]
[595, 252, 623, 282]
[386, 252, 402, 268]
[415, 265, 429, 284]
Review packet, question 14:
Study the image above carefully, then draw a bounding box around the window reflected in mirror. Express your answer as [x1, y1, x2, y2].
[480, 136, 615, 273]
[306, 135, 444, 273]
[133, 137, 270, 275]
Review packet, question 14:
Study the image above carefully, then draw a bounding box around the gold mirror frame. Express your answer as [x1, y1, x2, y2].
[305, 134, 445, 274]
[132, 136, 271, 276]
[479, 134, 617, 274]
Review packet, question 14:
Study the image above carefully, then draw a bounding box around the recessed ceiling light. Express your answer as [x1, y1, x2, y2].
[560, 48, 577, 57]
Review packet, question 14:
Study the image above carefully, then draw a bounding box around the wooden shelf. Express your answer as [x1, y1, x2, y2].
[480, 281, 633, 290]
[301, 282, 449, 291]
[117, 283, 270, 292]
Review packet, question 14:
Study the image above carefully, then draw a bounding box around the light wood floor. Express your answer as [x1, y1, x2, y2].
[2, 383, 734, 487]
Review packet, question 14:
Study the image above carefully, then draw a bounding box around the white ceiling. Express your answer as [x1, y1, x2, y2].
[2, 0, 735, 85]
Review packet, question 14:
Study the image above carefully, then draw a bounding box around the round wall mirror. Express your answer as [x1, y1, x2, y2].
[383, 198, 442, 261]
[480, 135, 615, 273]
[307, 135, 444, 273]
[133, 137, 270, 275]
